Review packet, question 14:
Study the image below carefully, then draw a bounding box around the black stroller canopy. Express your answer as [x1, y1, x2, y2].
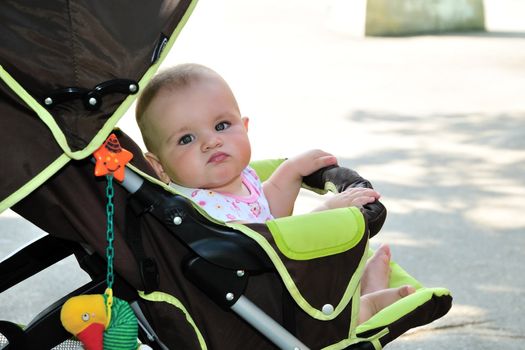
[0, 0, 195, 212]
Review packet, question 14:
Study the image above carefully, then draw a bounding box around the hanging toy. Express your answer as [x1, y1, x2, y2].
[61, 134, 139, 349]
[93, 133, 133, 182]
[60, 293, 139, 350]
[60, 294, 106, 349]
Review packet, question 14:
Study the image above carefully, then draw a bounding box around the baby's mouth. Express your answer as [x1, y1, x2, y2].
[208, 152, 229, 164]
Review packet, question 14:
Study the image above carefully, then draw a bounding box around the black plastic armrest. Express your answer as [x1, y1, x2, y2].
[302, 165, 387, 237]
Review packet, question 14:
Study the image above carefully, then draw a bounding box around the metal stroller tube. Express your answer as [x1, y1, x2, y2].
[231, 296, 310, 350]
[121, 166, 144, 194]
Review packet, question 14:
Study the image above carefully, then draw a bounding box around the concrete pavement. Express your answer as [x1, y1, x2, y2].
[1, 1, 524, 348]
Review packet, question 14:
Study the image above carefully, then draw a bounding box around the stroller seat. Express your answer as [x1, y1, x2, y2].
[1, 143, 452, 349]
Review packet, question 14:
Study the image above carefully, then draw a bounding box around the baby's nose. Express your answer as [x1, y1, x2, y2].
[202, 135, 223, 151]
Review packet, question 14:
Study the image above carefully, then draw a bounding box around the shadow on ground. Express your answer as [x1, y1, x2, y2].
[335, 109, 525, 348]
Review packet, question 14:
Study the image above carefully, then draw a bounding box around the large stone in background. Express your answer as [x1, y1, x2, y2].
[328, 0, 485, 36]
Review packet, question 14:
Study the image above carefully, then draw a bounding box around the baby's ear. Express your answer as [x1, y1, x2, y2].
[242, 116, 249, 131]
[145, 152, 171, 183]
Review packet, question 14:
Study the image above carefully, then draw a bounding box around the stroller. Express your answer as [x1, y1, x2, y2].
[0, 1, 452, 349]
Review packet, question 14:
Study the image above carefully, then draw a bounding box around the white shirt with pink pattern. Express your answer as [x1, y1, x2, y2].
[169, 166, 274, 223]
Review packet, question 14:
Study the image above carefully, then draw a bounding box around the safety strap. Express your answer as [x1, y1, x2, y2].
[125, 196, 160, 294]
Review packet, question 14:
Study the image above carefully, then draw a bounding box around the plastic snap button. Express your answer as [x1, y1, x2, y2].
[322, 304, 334, 315]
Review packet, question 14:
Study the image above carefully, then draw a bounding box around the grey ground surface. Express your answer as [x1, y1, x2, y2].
[1, 1, 524, 349]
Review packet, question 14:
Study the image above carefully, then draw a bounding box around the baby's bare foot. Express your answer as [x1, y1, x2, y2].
[397, 285, 416, 298]
[361, 244, 391, 295]
[358, 285, 416, 324]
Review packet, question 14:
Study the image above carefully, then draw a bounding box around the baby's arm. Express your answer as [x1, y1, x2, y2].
[263, 150, 337, 218]
[313, 187, 381, 212]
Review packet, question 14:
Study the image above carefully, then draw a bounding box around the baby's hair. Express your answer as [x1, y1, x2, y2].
[136, 63, 220, 152]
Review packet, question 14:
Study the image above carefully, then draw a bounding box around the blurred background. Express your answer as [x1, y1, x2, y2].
[1, 0, 524, 348]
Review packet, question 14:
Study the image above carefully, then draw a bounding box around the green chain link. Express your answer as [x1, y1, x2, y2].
[105, 174, 115, 289]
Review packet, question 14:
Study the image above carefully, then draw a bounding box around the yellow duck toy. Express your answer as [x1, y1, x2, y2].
[60, 293, 138, 350]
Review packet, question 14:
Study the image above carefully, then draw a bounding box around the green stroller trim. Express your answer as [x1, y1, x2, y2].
[138, 290, 208, 349]
[0, 153, 70, 213]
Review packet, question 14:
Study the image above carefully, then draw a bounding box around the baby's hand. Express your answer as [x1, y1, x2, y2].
[287, 149, 338, 178]
[322, 187, 381, 210]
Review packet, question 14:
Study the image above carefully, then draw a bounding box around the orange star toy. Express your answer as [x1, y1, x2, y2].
[93, 134, 133, 181]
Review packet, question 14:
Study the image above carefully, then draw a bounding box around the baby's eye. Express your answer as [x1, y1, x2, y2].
[178, 134, 195, 145]
[215, 121, 231, 131]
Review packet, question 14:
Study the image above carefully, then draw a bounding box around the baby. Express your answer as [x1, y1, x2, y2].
[136, 63, 415, 324]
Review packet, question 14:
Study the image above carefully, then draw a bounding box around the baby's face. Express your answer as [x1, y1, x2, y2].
[145, 76, 251, 191]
